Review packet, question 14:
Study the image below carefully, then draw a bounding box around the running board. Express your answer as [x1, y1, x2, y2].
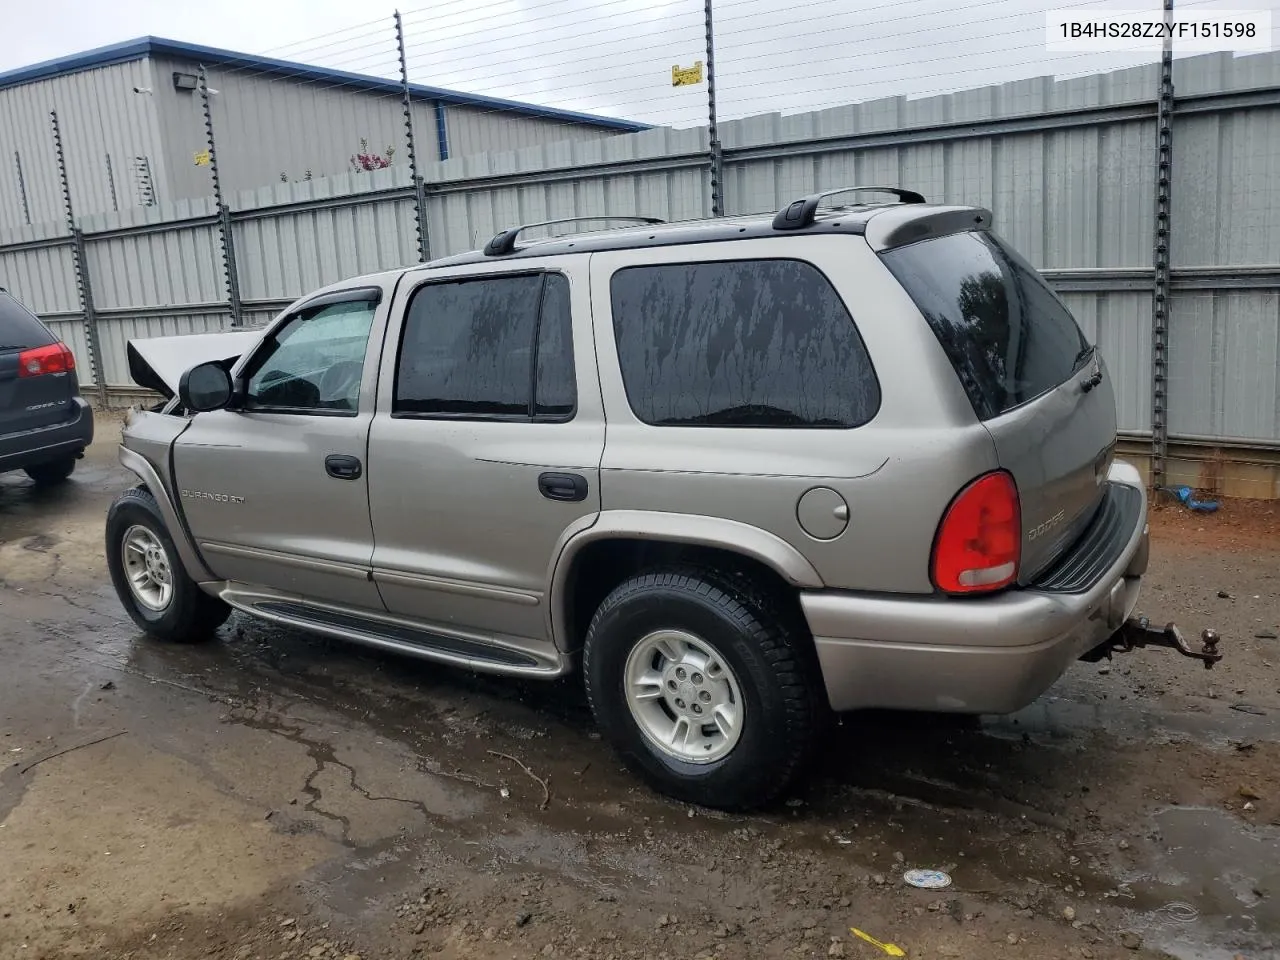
[218, 588, 567, 678]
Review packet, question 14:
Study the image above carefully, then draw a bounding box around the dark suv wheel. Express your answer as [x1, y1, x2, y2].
[582, 566, 824, 810]
[106, 486, 231, 642]
[23, 456, 77, 486]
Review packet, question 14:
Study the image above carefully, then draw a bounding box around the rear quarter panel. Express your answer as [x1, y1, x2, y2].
[588, 235, 999, 595]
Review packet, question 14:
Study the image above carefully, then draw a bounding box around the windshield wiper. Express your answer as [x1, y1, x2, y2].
[1075, 343, 1104, 392]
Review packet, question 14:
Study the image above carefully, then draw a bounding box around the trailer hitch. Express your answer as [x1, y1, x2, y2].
[1082, 616, 1223, 668]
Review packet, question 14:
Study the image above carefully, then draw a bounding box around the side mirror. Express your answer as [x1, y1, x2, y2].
[178, 361, 234, 412]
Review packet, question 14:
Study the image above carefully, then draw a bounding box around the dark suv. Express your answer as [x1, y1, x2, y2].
[0, 287, 94, 485]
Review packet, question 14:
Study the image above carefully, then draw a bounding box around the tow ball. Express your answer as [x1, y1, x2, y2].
[1082, 617, 1223, 669]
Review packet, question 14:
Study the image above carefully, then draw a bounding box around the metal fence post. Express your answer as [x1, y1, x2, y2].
[13, 151, 31, 225]
[1150, 0, 1174, 493]
[105, 153, 119, 212]
[50, 110, 106, 407]
[134, 156, 156, 207]
[199, 65, 243, 326]
[396, 10, 430, 262]
[705, 0, 725, 217]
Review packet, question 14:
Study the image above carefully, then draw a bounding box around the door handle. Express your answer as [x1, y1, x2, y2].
[325, 454, 362, 480]
[538, 471, 588, 503]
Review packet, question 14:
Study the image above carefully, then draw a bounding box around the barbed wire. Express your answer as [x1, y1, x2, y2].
[4, 0, 1278, 218]
[183, 0, 1260, 148]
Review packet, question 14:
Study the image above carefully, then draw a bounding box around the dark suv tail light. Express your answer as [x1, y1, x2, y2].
[18, 342, 76, 378]
[932, 470, 1021, 594]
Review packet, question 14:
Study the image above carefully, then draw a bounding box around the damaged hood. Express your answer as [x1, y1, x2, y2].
[126, 330, 263, 400]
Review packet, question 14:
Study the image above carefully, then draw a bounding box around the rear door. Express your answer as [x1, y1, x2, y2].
[879, 229, 1117, 583]
[366, 255, 603, 651]
[0, 290, 78, 436]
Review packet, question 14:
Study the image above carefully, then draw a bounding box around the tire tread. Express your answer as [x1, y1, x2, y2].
[23, 456, 76, 486]
[582, 563, 823, 810]
[106, 486, 230, 643]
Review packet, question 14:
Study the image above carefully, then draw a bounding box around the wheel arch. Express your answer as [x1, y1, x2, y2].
[117, 445, 216, 583]
[548, 510, 823, 654]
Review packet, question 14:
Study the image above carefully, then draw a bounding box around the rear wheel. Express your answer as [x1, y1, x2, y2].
[582, 566, 823, 810]
[23, 456, 76, 486]
[106, 486, 231, 643]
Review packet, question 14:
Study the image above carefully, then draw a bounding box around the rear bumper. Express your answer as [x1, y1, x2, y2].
[805, 460, 1150, 714]
[0, 397, 94, 473]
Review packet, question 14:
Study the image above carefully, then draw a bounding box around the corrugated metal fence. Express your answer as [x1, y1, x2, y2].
[2, 51, 1279, 452]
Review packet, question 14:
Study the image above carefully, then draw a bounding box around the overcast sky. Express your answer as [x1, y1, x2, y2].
[5, 0, 1279, 126]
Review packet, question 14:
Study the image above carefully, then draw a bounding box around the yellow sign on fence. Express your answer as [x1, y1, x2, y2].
[671, 61, 704, 87]
[193, 150, 210, 167]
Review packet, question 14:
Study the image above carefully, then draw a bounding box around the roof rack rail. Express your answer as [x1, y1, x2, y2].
[771, 186, 926, 231]
[483, 216, 665, 256]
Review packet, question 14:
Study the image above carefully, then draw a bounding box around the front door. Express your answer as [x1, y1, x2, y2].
[366, 257, 604, 653]
[172, 286, 390, 611]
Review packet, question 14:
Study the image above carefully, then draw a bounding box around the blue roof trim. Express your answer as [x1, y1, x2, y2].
[0, 36, 651, 133]
[0, 38, 154, 88]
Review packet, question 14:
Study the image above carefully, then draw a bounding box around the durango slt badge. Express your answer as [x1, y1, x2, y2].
[180, 489, 245, 505]
[1027, 509, 1066, 542]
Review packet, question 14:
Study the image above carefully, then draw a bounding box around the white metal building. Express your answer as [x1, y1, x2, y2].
[0, 37, 649, 232]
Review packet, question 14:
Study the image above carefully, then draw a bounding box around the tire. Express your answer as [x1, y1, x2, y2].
[582, 566, 824, 811]
[105, 486, 231, 643]
[24, 456, 76, 486]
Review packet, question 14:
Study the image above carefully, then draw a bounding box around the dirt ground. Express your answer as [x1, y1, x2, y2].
[1, 413, 1278, 960]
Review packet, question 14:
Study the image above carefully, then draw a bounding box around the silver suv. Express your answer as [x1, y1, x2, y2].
[106, 187, 1220, 810]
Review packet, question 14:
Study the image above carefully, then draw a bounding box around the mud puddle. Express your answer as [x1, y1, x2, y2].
[999, 693, 1279, 748]
[1113, 807, 1280, 960]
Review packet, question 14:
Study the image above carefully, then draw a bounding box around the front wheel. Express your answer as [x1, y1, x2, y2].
[582, 567, 824, 810]
[105, 486, 231, 643]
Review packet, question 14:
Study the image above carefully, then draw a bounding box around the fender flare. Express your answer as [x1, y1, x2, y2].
[117, 445, 217, 583]
[546, 510, 825, 652]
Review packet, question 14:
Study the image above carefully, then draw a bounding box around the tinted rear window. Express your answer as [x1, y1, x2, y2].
[610, 259, 880, 428]
[879, 231, 1091, 420]
[0, 291, 55, 352]
[394, 272, 576, 420]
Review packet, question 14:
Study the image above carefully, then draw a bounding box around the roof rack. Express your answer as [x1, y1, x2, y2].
[771, 186, 926, 231]
[483, 216, 666, 257]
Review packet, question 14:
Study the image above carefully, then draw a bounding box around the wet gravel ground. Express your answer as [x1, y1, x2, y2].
[1, 415, 1278, 960]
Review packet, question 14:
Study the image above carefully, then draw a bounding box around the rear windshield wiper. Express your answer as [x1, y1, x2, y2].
[1075, 343, 1104, 392]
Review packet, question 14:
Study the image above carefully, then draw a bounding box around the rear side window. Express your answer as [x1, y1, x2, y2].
[879, 230, 1092, 420]
[609, 259, 880, 428]
[0, 291, 55, 351]
[394, 272, 575, 420]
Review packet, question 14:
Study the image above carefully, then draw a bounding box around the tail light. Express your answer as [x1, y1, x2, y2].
[18, 342, 76, 378]
[932, 470, 1021, 594]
